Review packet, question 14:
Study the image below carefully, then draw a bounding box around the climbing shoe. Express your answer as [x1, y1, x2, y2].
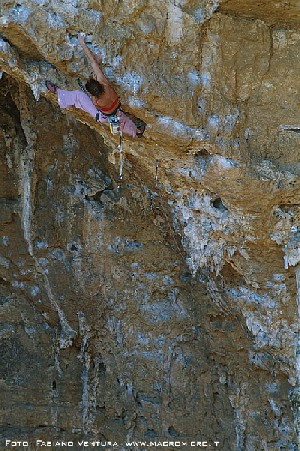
[136, 122, 146, 138]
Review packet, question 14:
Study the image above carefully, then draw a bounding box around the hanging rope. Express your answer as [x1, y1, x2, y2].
[117, 128, 123, 189]
[118, 129, 123, 180]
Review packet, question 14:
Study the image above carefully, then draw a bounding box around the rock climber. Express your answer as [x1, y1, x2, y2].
[46, 33, 145, 138]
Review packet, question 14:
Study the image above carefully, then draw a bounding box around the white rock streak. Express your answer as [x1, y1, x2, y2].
[167, 0, 183, 44]
[20, 146, 34, 256]
[18, 87, 76, 350]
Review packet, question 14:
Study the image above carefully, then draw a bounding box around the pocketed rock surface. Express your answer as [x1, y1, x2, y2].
[0, 1, 300, 450]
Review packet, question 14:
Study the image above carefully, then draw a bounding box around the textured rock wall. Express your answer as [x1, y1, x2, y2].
[1, 76, 238, 448]
[0, 1, 300, 450]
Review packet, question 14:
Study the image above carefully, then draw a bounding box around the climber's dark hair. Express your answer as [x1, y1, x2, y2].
[85, 78, 105, 96]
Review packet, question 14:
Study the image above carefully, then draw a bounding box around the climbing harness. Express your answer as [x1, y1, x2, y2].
[95, 111, 121, 135]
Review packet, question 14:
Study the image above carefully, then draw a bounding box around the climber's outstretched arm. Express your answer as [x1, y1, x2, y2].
[78, 33, 108, 85]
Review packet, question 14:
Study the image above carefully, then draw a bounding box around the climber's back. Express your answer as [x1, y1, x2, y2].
[85, 77, 120, 116]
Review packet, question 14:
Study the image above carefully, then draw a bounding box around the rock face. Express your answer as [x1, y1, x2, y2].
[0, 1, 299, 450]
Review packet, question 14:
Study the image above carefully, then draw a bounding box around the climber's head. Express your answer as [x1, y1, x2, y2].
[85, 78, 105, 97]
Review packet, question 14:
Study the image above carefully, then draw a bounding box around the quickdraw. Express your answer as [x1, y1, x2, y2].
[108, 115, 121, 135]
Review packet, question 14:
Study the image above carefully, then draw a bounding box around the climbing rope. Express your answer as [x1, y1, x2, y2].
[118, 127, 123, 184]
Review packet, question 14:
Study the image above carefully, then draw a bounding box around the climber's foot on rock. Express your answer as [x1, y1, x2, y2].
[45, 80, 57, 94]
[136, 123, 146, 138]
